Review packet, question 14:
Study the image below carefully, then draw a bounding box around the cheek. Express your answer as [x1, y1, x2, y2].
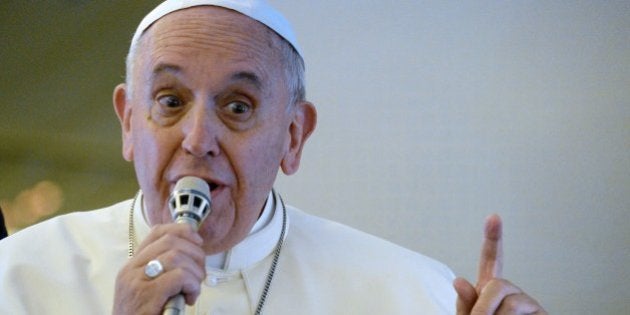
[236, 128, 288, 187]
[132, 122, 176, 185]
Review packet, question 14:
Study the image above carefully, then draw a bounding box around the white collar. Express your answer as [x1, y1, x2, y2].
[133, 190, 286, 272]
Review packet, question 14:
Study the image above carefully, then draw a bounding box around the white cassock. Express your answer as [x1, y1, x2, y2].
[0, 191, 456, 314]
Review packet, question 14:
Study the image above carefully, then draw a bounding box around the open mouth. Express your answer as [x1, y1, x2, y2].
[208, 182, 219, 192]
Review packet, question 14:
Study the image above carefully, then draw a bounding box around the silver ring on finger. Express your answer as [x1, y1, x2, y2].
[144, 259, 164, 279]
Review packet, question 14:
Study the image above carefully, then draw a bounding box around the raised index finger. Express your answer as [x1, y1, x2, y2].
[476, 214, 503, 292]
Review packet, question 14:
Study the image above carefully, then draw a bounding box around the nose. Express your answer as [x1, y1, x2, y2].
[181, 105, 220, 157]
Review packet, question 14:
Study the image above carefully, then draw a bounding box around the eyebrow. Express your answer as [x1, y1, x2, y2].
[230, 71, 263, 90]
[149, 64, 264, 90]
[151, 63, 181, 79]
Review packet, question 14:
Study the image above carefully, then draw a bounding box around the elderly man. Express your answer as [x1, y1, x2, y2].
[0, 1, 545, 314]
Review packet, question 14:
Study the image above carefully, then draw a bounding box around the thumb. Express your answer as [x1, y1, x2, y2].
[454, 277, 477, 315]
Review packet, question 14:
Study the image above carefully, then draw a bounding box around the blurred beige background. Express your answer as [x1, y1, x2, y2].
[1, 1, 629, 314]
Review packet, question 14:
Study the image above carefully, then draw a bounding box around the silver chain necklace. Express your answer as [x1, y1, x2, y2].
[128, 190, 287, 315]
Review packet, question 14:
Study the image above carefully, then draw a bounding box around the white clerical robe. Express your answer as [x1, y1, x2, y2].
[0, 191, 456, 314]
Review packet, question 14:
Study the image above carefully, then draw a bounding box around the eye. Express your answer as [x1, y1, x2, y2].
[157, 94, 183, 108]
[226, 101, 251, 115]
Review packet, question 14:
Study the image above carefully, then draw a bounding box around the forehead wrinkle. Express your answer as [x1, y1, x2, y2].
[134, 6, 286, 100]
[147, 7, 276, 61]
[149, 19, 275, 72]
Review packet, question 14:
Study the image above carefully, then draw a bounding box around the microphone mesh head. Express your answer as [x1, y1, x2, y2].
[174, 176, 210, 197]
[170, 176, 211, 227]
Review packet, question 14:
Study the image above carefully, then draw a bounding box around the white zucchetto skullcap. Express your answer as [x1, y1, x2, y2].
[131, 0, 302, 57]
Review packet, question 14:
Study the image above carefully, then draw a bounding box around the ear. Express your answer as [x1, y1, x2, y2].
[113, 83, 134, 161]
[281, 101, 317, 175]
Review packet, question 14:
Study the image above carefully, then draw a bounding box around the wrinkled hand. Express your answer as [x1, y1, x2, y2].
[453, 215, 546, 315]
[113, 223, 206, 315]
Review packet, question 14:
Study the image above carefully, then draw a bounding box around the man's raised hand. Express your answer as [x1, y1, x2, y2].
[453, 215, 546, 315]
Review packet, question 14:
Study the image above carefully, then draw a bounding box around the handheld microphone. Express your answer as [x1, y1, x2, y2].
[163, 176, 211, 315]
